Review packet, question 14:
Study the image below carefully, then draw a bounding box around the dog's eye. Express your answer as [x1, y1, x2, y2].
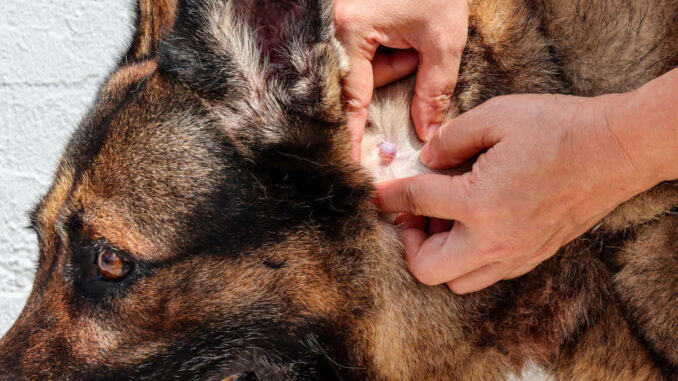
[97, 249, 133, 281]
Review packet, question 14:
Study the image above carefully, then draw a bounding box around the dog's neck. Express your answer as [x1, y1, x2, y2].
[338, 83, 489, 378]
[341, 218, 510, 379]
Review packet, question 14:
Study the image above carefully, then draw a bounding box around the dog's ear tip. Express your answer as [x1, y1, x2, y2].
[124, 0, 179, 62]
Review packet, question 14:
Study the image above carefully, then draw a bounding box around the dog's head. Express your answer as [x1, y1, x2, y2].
[0, 1, 376, 379]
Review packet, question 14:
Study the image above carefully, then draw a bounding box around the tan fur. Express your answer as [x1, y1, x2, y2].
[553, 305, 663, 380]
[613, 215, 678, 364]
[128, 0, 177, 60]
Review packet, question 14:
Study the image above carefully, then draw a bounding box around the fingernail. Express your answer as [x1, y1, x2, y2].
[427, 124, 440, 140]
[420, 144, 432, 165]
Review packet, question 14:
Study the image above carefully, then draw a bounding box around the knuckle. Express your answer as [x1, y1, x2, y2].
[408, 258, 439, 286]
[441, 38, 466, 59]
[334, 10, 366, 41]
[475, 121, 494, 145]
[426, 19, 467, 55]
[333, 3, 352, 28]
[452, 174, 479, 212]
[470, 151, 496, 176]
[402, 183, 424, 215]
[424, 24, 446, 42]
[416, 92, 452, 114]
[345, 97, 371, 111]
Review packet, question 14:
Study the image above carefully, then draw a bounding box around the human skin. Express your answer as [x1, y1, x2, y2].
[333, 0, 470, 160]
[376, 67, 678, 294]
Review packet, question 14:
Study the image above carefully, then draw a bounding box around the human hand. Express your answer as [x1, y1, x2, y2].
[376, 93, 661, 294]
[334, 0, 470, 160]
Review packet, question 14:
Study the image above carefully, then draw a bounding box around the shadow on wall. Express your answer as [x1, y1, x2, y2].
[0, 0, 133, 336]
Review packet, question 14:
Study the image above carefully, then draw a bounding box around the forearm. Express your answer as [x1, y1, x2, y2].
[608, 67, 678, 185]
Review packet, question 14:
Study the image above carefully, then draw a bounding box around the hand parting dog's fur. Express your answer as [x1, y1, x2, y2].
[0, 0, 676, 380]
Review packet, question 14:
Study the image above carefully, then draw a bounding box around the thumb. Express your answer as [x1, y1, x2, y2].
[375, 173, 472, 220]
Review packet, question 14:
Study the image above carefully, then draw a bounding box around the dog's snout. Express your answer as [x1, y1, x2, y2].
[0, 303, 69, 381]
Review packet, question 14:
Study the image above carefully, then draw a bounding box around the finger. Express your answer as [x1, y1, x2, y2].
[372, 49, 419, 88]
[410, 26, 468, 141]
[343, 56, 375, 161]
[348, 110, 366, 161]
[406, 222, 491, 286]
[427, 218, 453, 235]
[376, 173, 472, 219]
[420, 107, 502, 169]
[394, 213, 427, 231]
[446, 261, 511, 294]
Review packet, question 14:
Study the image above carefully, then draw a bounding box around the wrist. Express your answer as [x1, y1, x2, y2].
[560, 93, 655, 209]
[603, 73, 678, 184]
[596, 91, 672, 191]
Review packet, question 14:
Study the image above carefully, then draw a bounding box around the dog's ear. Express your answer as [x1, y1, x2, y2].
[125, 0, 178, 61]
[160, 0, 349, 132]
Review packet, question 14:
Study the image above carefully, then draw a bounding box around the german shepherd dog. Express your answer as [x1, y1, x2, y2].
[0, 0, 676, 380]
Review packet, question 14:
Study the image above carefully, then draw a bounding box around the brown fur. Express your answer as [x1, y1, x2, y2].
[0, 0, 676, 380]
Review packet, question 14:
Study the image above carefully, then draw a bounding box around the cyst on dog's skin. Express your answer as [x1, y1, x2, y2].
[378, 141, 397, 165]
[0, 0, 676, 380]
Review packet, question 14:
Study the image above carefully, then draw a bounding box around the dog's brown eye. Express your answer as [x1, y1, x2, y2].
[97, 249, 133, 281]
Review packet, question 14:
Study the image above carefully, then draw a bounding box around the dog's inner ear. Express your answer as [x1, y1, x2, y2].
[162, 0, 346, 114]
[236, 0, 306, 70]
[126, 0, 178, 61]
[160, 0, 350, 161]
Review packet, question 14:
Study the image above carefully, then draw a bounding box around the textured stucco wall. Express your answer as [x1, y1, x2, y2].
[0, 0, 133, 335]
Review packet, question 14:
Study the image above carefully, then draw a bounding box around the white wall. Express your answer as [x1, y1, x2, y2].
[0, 0, 132, 336]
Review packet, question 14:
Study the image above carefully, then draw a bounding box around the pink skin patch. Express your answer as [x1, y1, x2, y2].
[379, 141, 397, 166]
